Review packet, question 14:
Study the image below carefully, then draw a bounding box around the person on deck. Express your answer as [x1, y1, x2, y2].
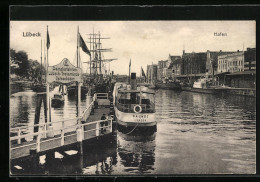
[100, 114, 106, 134]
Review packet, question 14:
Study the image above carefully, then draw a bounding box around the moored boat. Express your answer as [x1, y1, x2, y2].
[181, 76, 226, 94]
[155, 81, 181, 90]
[51, 93, 64, 107]
[113, 73, 157, 133]
[67, 83, 88, 98]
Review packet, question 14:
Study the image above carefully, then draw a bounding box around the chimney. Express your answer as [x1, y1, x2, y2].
[130, 72, 137, 90]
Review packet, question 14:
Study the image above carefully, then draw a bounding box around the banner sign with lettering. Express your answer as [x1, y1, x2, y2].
[47, 58, 82, 83]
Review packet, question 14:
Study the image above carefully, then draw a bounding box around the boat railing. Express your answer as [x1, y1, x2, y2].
[95, 93, 109, 100]
[116, 102, 155, 113]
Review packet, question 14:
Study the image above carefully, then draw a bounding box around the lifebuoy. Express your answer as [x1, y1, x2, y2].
[133, 105, 142, 113]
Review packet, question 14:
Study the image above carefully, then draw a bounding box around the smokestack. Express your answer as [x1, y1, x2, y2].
[130, 72, 137, 90]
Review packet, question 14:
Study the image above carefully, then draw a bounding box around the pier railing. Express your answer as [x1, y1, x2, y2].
[10, 93, 113, 159]
[10, 118, 113, 159]
[10, 93, 98, 145]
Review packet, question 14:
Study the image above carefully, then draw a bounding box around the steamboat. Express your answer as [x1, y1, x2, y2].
[113, 73, 157, 133]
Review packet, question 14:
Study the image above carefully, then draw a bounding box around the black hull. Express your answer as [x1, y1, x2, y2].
[31, 84, 54, 93]
[31, 85, 46, 92]
[67, 86, 88, 98]
[155, 83, 181, 90]
[51, 99, 64, 108]
[117, 123, 157, 135]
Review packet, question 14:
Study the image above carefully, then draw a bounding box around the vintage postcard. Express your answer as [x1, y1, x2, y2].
[9, 6, 256, 176]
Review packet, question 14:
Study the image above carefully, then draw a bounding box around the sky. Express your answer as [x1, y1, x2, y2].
[10, 21, 255, 75]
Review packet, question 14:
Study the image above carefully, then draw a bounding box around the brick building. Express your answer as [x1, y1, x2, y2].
[244, 48, 256, 71]
[182, 51, 207, 75]
[147, 64, 158, 84]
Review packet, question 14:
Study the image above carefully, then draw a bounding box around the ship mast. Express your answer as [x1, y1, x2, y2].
[77, 26, 79, 68]
[86, 30, 117, 79]
[40, 39, 42, 83]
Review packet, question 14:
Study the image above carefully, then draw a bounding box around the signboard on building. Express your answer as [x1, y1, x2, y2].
[47, 58, 82, 83]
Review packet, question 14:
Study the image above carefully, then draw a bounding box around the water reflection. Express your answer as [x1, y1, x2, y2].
[10, 89, 255, 174]
[117, 131, 156, 174]
[10, 87, 86, 138]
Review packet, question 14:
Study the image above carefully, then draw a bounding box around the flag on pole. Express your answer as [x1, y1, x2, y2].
[46, 26, 50, 50]
[129, 59, 131, 68]
[141, 67, 146, 77]
[79, 33, 91, 56]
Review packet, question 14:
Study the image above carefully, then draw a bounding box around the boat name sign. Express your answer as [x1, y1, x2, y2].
[47, 58, 82, 83]
[133, 114, 149, 122]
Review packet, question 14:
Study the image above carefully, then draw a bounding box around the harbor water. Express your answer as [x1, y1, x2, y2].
[10, 88, 256, 174]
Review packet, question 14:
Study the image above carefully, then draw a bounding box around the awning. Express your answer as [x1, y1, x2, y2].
[118, 89, 155, 94]
[226, 70, 256, 76]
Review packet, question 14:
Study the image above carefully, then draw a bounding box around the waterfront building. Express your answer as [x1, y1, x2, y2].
[217, 50, 244, 73]
[147, 64, 158, 84]
[167, 55, 182, 79]
[224, 48, 256, 88]
[157, 60, 168, 80]
[244, 48, 256, 71]
[182, 51, 207, 75]
[181, 50, 234, 76]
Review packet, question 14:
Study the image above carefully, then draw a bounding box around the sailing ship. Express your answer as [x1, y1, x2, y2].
[67, 29, 116, 98]
[84, 30, 117, 95]
[113, 73, 157, 133]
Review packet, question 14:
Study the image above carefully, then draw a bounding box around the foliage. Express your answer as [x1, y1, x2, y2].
[10, 48, 45, 82]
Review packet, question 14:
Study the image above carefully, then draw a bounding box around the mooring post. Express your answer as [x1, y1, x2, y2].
[96, 121, 100, 136]
[33, 93, 43, 134]
[36, 132, 41, 152]
[76, 125, 83, 155]
[109, 119, 113, 133]
[17, 128, 21, 144]
[86, 95, 92, 118]
[45, 151, 55, 168]
[61, 128, 64, 146]
[29, 148, 38, 172]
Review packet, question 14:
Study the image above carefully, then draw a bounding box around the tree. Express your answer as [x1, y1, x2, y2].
[10, 48, 45, 81]
[28, 59, 46, 82]
[10, 50, 30, 79]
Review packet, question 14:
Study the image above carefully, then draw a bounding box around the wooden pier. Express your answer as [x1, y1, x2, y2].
[10, 93, 113, 161]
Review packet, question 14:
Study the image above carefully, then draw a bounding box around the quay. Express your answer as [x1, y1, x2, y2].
[10, 93, 114, 162]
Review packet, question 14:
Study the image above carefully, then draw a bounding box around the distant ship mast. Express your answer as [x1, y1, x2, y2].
[84, 30, 117, 78]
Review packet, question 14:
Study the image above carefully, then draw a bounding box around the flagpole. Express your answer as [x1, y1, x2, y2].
[89, 34, 92, 75]
[129, 59, 131, 84]
[44, 39, 46, 82]
[77, 26, 79, 68]
[40, 39, 42, 83]
[77, 26, 81, 119]
[46, 25, 50, 126]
